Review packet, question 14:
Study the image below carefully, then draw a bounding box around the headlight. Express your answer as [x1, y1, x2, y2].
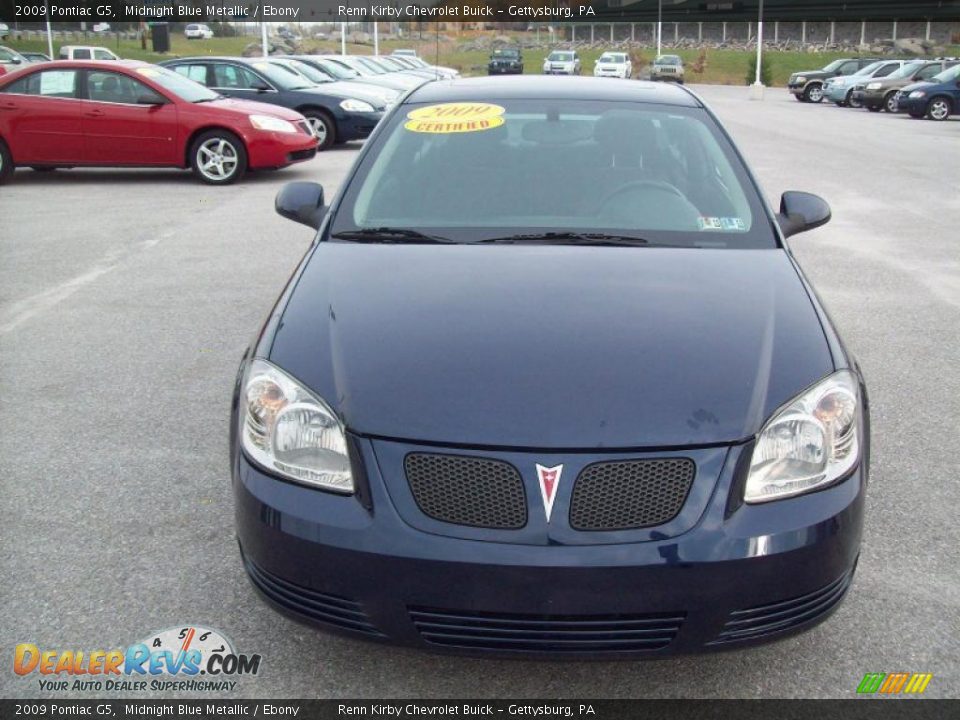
[745, 371, 860, 504]
[866, 82, 882, 90]
[796, 76, 807, 84]
[909, 90, 926, 98]
[340, 98, 376, 112]
[240, 358, 353, 494]
[249, 115, 297, 134]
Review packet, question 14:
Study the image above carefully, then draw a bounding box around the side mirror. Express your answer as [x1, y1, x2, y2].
[276, 182, 326, 229]
[777, 191, 831, 238]
[251, 80, 271, 92]
[136, 92, 166, 105]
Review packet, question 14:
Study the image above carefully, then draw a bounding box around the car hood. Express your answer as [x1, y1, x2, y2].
[203, 97, 305, 121]
[324, 79, 396, 105]
[900, 80, 935, 93]
[269, 244, 834, 449]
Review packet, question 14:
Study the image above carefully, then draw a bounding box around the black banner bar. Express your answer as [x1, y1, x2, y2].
[0, 700, 958, 720]
[0, 1, 958, 24]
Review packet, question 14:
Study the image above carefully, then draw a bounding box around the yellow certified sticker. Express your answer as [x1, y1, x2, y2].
[404, 103, 506, 134]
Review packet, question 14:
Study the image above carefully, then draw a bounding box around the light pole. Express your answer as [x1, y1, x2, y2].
[656, 0, 662, 58]
[751, 0, 766, 99]
[373, 21, 379, 55]
[341, 22, 347, 55]
[44, 0, 53, 59]
[260, 21, 268, 58]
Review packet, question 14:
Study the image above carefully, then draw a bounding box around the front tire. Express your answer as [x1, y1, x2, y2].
[883, 91, 899, 113]
[302, 110, 335, 151]
[804, 83, 824, 103]
[0, 139, 14, 184]
[926, 97, 951, 121]
[190, 130, 246, 185]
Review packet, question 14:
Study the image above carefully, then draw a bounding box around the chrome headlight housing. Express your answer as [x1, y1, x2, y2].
[249, 115, 297, 134]
[340, 98, 376, 113]
[745, 371, 861, 503]
[796, 76, 807, 84]
[240, 358, 353, 494]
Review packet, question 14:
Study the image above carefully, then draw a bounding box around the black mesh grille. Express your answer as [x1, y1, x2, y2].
[569, 458, 695, 530]
[405, 453, 527, 529]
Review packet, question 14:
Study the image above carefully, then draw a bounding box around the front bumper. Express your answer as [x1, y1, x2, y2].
[824, 84, 852, 102]
[895, 94, 925, 114]
[245, 130, 318, 170]
[233, 434, 866, 658]
[336, 110, 384, 142]
[488, 65, 522, 75]
[856, 90, 887, 110]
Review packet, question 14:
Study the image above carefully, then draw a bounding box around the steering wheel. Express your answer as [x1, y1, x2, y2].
[595, 180, 701, 231]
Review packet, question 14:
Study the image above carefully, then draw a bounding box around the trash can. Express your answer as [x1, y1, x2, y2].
[151, 23, 170, 53]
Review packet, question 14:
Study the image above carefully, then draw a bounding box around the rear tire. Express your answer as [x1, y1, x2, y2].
[803, 84, 824, 103]
[302, 109, 335, 152]
[0, 139, 13, 184]
[926, 97, 951, 121]
[847, 91, 862, 109]
[190, 129, 246, 185]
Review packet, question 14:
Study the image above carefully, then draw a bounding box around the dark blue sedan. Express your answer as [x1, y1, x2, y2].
[158, 56, 386, 150]
[231, 77, 869, 657]
[896, 63, 960, 120]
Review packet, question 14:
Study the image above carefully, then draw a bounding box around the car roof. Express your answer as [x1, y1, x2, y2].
[404, 75, 701, 108]
[10, 59, 146, 70]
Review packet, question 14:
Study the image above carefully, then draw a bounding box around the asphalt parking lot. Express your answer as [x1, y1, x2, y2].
[1, 84, 958, 699]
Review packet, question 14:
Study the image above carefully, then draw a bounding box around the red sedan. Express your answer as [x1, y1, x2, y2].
[0, 60, 318, 184]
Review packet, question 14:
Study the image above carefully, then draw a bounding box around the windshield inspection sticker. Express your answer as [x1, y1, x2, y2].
[699, 216, 746, 231]
[405, 103, 506, 134]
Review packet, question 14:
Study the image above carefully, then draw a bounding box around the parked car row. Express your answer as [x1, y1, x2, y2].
[792, 56, 960, 120]
[487, 48, 679, 82]
[0, 49, 465, 185]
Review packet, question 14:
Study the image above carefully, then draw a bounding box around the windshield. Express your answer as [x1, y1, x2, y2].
[494, 50, 519, 58]
[354, 57, 387, 75]
[887, 60, 924, 79]
[932, 64, 960, 83]
[656, 56, 680, 65]
[822, 59, 846, 73]
[600, 54, 626, 63]
[331, 100, 772, 248]
[250, 60, 313, 89]
[285, 59, 332, 84]
[135, 66, 218, 102]
[315, 57, 358, 79]
[854, 61, 883, 76]
[548, 52, 574, 62]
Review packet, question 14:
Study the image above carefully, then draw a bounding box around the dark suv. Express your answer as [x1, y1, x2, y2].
[488, 48, 523, 75]
[852, 58, 960, 113]
[788, 58, 879, 103]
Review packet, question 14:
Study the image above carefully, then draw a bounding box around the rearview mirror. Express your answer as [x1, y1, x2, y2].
[777, 191, 831, 238]
[276, 182, 326, 229]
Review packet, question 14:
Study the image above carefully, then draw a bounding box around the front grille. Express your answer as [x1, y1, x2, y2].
[708, 569, 853, 645]
[243, 556, 384, 636]
[405, 453, 527, 529]
[569, 458, 695, 530]
[287, 148, 316, 162]
[409, 606, 684, 653]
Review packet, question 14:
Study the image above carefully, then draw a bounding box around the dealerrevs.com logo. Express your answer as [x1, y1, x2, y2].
[14, 625, 262, 693]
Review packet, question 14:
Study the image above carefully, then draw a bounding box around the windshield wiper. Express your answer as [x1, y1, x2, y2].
[477, 232, 653, 246]
[331, 228, 457, 244]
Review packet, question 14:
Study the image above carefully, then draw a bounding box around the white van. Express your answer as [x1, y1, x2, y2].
[185, 24, 214, 40]
[59, 46, 120, 61]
